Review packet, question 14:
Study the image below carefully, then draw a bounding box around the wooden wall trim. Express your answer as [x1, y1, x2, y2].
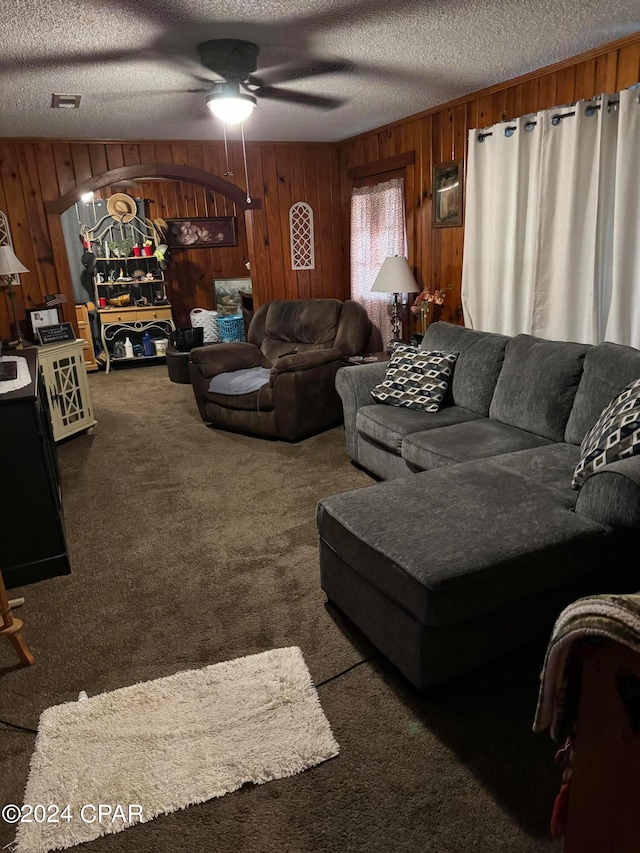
[339, 31, 640, 145]
[347, 152, 415, 179]
[45, 163, 262, 214]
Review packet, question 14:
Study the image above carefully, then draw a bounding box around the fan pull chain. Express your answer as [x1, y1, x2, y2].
[222, 123, 233, 176]
[240, 123, 251, 204]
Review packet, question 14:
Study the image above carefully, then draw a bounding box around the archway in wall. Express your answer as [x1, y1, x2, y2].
[45, 164, 261, 215]
[44, 163, 262, 333]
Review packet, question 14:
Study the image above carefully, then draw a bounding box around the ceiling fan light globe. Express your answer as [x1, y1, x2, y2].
[207, 93, 256, 124]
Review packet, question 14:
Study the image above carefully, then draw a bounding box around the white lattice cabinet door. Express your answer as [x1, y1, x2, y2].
[37, 340, 97, 442]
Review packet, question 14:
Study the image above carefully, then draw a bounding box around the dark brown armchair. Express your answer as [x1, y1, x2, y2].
[188, 298, 371, 441]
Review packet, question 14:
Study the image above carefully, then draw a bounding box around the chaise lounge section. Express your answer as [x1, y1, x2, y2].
[318, 322, 640, 689]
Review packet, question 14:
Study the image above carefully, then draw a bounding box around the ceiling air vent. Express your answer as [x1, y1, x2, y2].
[51, 93, 82, 109]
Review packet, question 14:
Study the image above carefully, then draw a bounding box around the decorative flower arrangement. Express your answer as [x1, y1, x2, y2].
[410, 284, 453, 330]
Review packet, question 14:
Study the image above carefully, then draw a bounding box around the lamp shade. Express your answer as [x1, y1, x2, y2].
[371, 256, 420, 294]
[0, 245, 29, 280]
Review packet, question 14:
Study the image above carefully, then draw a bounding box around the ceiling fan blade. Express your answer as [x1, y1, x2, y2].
[247, 59, 354, 87]
[99, 87, 209, 102]
[0, 47, 139, 72]
[251, 85, 345, 110]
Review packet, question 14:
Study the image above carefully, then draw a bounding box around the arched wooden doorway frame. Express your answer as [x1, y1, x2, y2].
[44, 163, 262, 331]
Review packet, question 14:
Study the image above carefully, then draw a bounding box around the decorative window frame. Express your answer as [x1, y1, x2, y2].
[289, 202, 315, 270]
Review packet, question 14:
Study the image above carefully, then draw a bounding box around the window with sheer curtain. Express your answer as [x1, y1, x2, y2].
[351, 178, 406, 352]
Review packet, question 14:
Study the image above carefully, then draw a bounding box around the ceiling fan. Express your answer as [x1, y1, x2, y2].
[195, 39, 353, 123]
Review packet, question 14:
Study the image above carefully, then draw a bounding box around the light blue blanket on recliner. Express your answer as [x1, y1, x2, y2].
[208, 366, 271, 395]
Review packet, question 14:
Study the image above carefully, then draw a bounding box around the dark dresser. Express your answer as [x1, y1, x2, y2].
[0, 348, 70, 589]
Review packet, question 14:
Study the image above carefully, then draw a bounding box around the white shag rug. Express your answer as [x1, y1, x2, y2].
[14, 647, 338, 853]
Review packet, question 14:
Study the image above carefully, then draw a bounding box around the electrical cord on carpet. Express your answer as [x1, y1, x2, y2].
[0, 718, 37, 734]
[314, 653, 379, 688]
[0, 655, 381, 732]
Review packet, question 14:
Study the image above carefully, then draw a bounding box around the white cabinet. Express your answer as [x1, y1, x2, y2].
[38, 340, 97, 442]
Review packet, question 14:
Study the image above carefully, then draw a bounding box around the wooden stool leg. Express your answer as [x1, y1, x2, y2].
[7, 618, 35, 666]
[0, 570, 34, 667]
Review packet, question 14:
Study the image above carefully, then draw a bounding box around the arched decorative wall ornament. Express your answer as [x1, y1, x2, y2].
[0, 210, 21, 284]
[0, 211, 11, 247]
[289, 202, 315, 270]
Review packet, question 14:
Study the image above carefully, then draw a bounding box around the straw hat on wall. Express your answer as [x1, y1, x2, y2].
[106, 193, 137, 223]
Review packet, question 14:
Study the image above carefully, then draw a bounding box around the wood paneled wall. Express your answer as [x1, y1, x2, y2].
[1, 34, 639, 341]
[0, 140, 344, 338]
[336, 34, 640, 330]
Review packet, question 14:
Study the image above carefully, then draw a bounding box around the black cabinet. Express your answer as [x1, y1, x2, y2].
[0, 348, 70, 589]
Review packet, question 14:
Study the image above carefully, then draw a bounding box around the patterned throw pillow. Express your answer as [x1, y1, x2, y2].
[572, 377, 640, 489]
[371, 344, 458, 412]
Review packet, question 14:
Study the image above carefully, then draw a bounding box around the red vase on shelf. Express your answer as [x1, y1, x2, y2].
[132, 245, 141, 257]
[142, 245, 153, 256]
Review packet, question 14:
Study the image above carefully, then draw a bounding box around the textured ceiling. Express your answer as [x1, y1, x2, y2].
[0, 0, 638, 142]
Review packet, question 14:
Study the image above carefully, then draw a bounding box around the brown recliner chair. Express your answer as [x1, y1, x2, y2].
[189, 298, 371, 441]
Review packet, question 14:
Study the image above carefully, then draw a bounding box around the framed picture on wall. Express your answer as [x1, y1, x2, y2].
[432, 160, 463, 227]
[213, 277, 252, 316]
[166, 217, 237, 249]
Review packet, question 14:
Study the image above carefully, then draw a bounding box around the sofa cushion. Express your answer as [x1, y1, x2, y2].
[356, 404, 482, 454]
[422, 322, 509, 416]
[317, 459, 608, 629]
[371, 345, 458, 412]
[475, 443, 581, 507]
[402, 419, 553, 471]
[489, 334, 589, 441]
[572, 378, 640, 489]
[565, 342, 640, 445]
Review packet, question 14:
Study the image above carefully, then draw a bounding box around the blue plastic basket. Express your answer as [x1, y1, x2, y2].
[216, 315, 245, 342]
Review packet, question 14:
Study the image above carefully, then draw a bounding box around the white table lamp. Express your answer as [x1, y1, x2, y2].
[371, 255, 420, 346]
[0, 245, 29, 348]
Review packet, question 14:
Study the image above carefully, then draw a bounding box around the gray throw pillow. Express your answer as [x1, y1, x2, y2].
[572, 376, 640, 489]
[371, 344, 458, 412]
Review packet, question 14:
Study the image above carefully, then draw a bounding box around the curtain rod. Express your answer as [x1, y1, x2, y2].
[477, 98, 623, 142]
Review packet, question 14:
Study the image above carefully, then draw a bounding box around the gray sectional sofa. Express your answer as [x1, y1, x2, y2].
[317, 322, 640, 689]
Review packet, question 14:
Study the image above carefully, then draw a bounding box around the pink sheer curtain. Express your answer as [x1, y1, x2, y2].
[350, 178, 406, 352]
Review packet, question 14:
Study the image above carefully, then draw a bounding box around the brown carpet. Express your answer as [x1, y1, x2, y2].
[1, 365, 561, 853]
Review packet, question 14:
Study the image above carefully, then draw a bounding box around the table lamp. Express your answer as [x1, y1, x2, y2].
[0, 245, 29, 348]
[371, 255, 420, 347]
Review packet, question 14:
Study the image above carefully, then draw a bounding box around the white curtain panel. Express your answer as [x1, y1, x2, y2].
[351, 178, 406, 351]
[462, 115, 541, 335]
[462, 88, 640, 348]
[607, 88, 640, 347]
[533, 97, 618, 343]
